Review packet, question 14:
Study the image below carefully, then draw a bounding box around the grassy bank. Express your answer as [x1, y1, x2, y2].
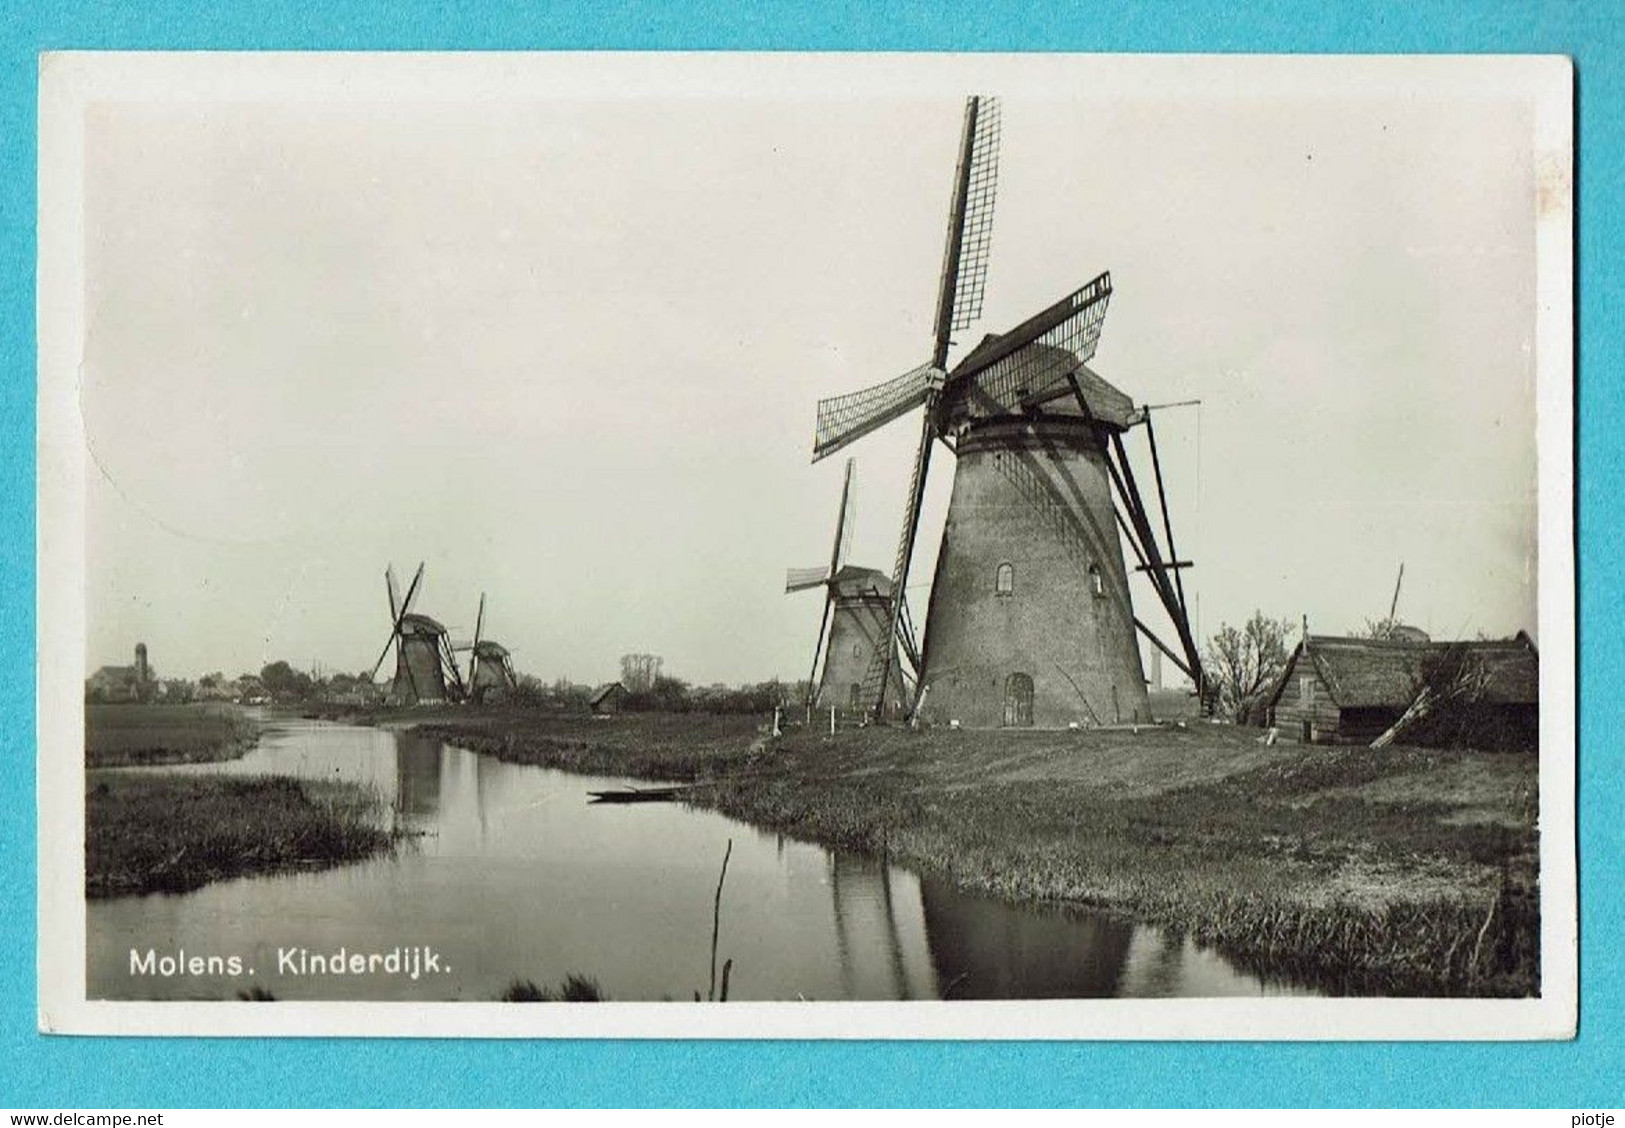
[86, 773, 392, 898]
[412, 709, 1538, 997]
[86, 703, 261, 768]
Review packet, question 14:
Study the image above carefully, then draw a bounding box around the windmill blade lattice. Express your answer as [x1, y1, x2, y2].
[385, 564, 401, 623]
[831, 457, 856, 574]
[785, 567, 829, 593]
[946, 273, 1113, 415]
[812, 362, 941, 462]
[944, 97, 1000, 336]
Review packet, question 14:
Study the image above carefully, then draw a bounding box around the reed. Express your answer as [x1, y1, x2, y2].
[86, 773, 393, 898]
[500, 975, 605, 1002]
[86, 703, 261, 768]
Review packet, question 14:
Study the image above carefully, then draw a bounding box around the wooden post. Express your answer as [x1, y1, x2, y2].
[911, 683, 930, 729]
[830, 706, 836, 736]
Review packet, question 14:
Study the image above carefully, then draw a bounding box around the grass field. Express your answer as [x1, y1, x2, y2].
[86, 773, 393, 898]
[85, 703, 260, 768]
[409, 708, 1539, 997]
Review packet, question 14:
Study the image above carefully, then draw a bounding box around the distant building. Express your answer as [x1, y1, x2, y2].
[86, 643, 152, 703]
[589, 682, 626, 715]
[1265, 632, 1538, 749]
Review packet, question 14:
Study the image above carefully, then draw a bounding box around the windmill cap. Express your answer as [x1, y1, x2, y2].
[398, 612, 448, 636]
[830, 564, 894, 598]
[946, 339, 1140, 430]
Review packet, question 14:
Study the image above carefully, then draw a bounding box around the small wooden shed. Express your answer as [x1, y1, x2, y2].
[1265, 633, 1538, 748]
[589, 682, 626, 715]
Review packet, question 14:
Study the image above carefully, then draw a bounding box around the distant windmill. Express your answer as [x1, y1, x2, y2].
[369, 562, 466, 705]
[785, 459, 911, 715]
[810, 96, 1204, 727]
[456, 593, 519, 703]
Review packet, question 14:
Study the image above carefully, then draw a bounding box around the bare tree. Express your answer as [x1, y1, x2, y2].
[1370, 642, 1495, 748]
[1204, 612, 1295, 723]
[1362, 616, 1403, 640]
[619, 653, 663, 694]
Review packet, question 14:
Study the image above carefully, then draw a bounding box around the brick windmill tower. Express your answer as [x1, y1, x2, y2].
[785, 458, 911, 716]
[809, 97, 1204, 728]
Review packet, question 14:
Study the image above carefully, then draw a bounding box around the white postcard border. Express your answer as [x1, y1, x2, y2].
[36, 51, 1577, 1040]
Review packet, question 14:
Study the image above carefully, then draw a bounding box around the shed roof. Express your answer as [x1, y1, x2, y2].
[590, 682, 625, 707]
[1268, 634, 1538, 711]
[89, 665, 137, 683]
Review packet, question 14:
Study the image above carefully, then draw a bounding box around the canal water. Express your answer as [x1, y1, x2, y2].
[87, 716, 1313, 1001]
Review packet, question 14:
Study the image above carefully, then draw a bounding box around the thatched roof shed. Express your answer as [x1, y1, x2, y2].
[1264, 632, 1537, 748]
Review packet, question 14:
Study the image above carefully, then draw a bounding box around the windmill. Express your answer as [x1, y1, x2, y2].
[785, 458, 912, 716]
[809, 96, 1205, 728]
[368, 562, 467, 706]
[457, 592, 520, 703]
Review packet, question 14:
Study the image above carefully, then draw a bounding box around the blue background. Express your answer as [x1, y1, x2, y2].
[2, 0, 1617, 1109]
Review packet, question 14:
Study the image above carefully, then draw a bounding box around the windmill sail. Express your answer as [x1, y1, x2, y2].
[787, 458, 857, 593]
[940, 96, 1001, 342]
[836, 461, 856, 568]
[870, 95, 1002, 718]
[369, 561, 424, 682]
[813, 363, 941, 461]
[785, 566, 829, 593]
[466, 592, 486, 688]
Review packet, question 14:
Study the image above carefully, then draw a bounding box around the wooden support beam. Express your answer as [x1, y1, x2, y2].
[1134, 617, 1194, 682]
[1112, 432, 1203, 678]
[1143, 411, 1190, 620]
[1106, 436, 1182, 621]
[1068, 370, 1206, 694]
[805, 590, 833, 704]
[1073, 371, 1180, 618]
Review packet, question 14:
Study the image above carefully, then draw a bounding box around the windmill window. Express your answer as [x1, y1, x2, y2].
[1300, 676, 1315, 706]
[995, 562, 1015, 596]
[852, 643, 862, 659]
[1089, 563, 1104, 598]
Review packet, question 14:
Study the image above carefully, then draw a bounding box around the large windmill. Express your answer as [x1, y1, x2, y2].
[458, 592, 519, 703]
[785, 458, 912, 716]
[369, 562, 467, 706]
[810, 96, 1205, 728]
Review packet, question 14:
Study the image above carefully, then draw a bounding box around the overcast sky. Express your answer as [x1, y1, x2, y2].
[79, 59, 1545, 684]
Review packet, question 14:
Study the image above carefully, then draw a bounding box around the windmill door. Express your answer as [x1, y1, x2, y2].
[1003, 673, 1034, 727]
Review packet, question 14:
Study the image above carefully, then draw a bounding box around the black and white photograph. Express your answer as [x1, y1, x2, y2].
[36, 52, 1574, 1038]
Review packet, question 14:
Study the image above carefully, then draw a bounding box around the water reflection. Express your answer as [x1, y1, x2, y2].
[87, 717, 1310, 1002]
[919, 876, 1137, 998]
[393, 733, 442, 820]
